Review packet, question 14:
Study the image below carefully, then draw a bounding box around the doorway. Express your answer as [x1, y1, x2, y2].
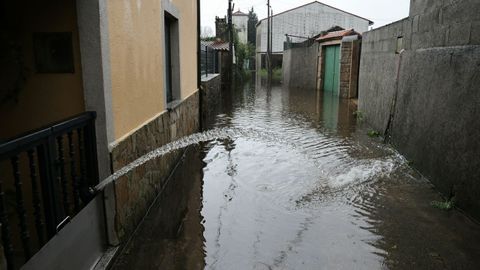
[323, 45, 340, 95]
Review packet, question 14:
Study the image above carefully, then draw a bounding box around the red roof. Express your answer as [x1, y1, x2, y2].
[316, 29, 360, 42]
[201, 40, 230, 51]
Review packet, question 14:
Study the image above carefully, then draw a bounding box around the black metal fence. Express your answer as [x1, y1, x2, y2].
[284, 34, 317, 51]
[284, 38, 316, 50]
[0, 112, 99, 269]
[200, 45, 217, 76]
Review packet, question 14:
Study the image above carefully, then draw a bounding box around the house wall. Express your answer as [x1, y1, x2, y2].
[172, 0, 199, 99]
[0, 0, 85, 140]
[0, 0, 202, 265]
[233, 14, 248, 44]
[256, 2, 370, 54]
[107, 0, 198, 141]
[359, 0, 480, 219]
[111, 73, 221, 241]
[112, 91, 200, 240]
[105, 0, 201, 241]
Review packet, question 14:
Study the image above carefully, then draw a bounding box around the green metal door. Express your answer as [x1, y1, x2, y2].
[323, 45, 341, 95]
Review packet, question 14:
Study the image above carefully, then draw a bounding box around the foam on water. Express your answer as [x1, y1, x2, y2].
[96, 124, 405, 200]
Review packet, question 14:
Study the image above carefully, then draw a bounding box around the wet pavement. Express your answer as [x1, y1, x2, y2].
[112, 81, 480, 270]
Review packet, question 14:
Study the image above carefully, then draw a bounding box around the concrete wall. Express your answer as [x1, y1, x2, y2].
[0, 0, 85, 140]
[283, 44, 319, 90]
[256, 2, 370, 54]
[359, 0, 480, 219]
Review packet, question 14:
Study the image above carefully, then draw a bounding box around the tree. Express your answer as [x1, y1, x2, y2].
[247, 7, 258, 46]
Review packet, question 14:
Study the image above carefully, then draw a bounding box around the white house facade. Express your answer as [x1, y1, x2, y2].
[256, 1, 373, 69]
[233, 10, 249, 44]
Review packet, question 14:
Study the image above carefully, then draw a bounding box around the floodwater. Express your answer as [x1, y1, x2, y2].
[113, 81, 480, 270]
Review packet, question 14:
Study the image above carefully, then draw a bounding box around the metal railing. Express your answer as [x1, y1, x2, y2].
[0, 112, 99, 269]
[284, 34, 316, 50]
[200, 45, 217, 76]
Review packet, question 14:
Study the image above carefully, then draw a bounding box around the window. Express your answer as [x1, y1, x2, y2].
[164, 12, 180, 104]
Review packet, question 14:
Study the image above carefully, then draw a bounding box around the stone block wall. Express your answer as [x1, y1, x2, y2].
[339, 42, 353, 98]
[339, 39, 361, 99]
[201, 74, 222, 128]
[359, 0, 480, 219]
[110, 91, 200, 240]
[111, 91, 200, 172]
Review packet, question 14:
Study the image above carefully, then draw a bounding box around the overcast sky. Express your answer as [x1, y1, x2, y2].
[201, 0, 411, 35]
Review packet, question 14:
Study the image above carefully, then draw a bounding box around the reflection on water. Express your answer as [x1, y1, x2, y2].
[114, 80, 480, 270]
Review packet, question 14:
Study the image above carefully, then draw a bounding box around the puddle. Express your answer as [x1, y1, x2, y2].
[113, 82, 480, 270]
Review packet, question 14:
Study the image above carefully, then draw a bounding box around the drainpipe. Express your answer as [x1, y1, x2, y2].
[384, 49, 405, 143]
[197, 0, 203, 130]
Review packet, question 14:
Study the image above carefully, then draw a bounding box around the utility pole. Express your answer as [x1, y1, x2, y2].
[266, 0, 271, 84]
[270, 9, 273, 82]
[228, 0, 234, 83]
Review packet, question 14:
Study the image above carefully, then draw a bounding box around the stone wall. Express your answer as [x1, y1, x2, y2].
[110, 91, 200, 240]
[359, 0, 480, 219]
[109, 73, 223, 241]
[283, 43, 319, 91]
[201, 74, 222, 128]
[339, 39, 361, 99]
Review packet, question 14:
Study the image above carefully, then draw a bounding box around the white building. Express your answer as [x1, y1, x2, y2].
[233, 10, 249, 44]
[256, 1, 373, 69]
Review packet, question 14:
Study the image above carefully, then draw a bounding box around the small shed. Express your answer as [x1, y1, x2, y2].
[200, 40, 230, 74]
[201, 39, 232, 85]
[316, 28, 362, 99]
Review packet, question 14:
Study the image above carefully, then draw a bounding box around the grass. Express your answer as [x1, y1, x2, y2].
[367, 130, 381, 137]
[431, 198, 455, 211]
[259, 68, 282, 82]
[353, 110, 365, 122]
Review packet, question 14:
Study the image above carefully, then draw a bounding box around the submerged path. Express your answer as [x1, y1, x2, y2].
[113, 82, 480, 270]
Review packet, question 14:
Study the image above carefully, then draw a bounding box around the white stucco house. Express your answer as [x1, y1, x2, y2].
[233, 10, 249, 44]
[256, 1, 373, 70]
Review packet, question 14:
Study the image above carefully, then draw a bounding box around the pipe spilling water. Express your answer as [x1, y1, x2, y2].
[95, 127, 293, 191]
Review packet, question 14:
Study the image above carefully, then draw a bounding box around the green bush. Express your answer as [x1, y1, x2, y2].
[367, 130, 381, 137]
[259, 68, 282, 82]
[431, 198, 455, 211]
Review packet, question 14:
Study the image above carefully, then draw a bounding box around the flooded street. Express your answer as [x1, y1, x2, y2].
[113, 81, 480, 270]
